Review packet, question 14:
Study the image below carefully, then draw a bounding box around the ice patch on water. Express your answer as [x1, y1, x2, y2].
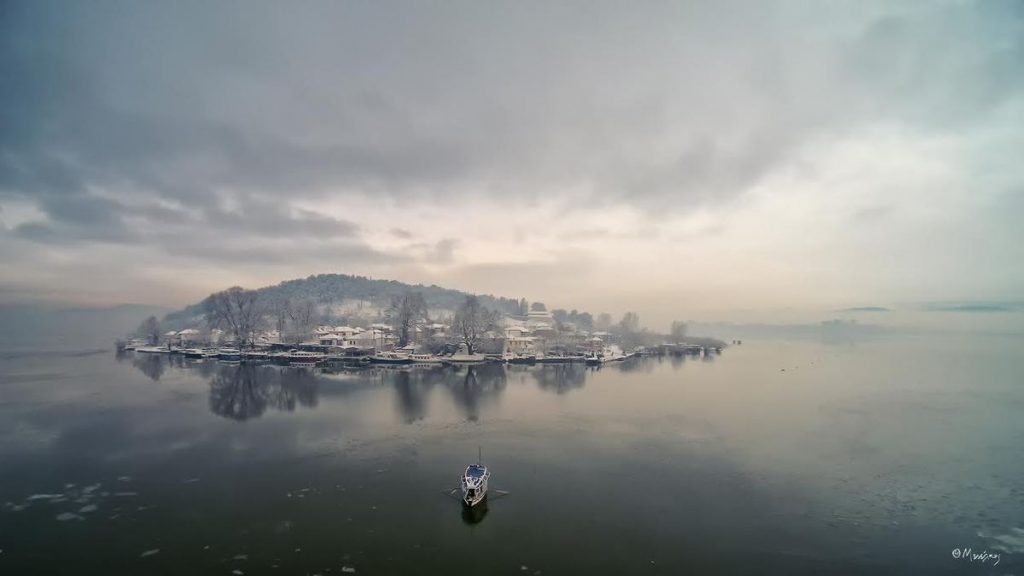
[232, 554, 248, 560]
[79, 504, 98, 513]
[114, 492, 138, 497]
[82, 483, 101, 494]
[232, 570, 244, 575]
[117, 476, 132, 482]
[979, 527, 1024, 553]
[56, 512, 83, 521]
[26, 494, 63, 501]
[140, 549, 160, 558]
[341, 567, 355, 574]
[182, 478, 200, 484]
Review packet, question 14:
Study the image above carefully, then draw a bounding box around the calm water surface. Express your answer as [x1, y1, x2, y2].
[1, 335, 1022, 575]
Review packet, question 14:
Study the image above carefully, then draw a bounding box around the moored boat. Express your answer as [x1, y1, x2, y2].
[408, 353, 444, 364]
[287, 349, 321, 364]
[183, 348, 205, 358]
[503, 352, 536, 364]
[536, 354, 583, 364]
[135, 346, 167, 354]
[217, 347, 241, 361]
[242, 350, 270, 362]
[461, 462, 490, 508]
[369, 351, 414, 365]
[444, 353, 490, 364]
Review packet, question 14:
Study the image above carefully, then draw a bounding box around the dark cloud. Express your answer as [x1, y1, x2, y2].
[3, 1, 1018, 224]
[0, 0, 1021, 308]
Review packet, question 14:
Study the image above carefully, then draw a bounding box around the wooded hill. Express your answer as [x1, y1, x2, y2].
[161, 273, 525, 329]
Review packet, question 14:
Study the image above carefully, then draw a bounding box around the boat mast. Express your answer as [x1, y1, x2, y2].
[478, 446, 482, 464]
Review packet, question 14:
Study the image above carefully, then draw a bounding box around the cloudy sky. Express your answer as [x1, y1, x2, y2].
[1, 1, 1022, 327]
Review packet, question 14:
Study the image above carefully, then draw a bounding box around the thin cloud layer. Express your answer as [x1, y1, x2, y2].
[0, 1, 1021, 325]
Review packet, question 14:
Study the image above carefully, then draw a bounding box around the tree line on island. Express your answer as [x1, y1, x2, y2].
[136, 274, 721, 352]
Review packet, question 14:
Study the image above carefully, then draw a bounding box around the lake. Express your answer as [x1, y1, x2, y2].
[1, 334, 1022, 574]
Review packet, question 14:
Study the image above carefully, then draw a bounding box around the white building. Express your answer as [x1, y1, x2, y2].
[526, 308, 553, 329]
[506, 336, 538, 355]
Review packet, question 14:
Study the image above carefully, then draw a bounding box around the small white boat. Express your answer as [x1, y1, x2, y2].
[201, 348, 220, 358]
[461, 462, 490, 508]
[135, 346, 167, 354]
[369, 351, 413, 365]
[444, 353, 489, 364]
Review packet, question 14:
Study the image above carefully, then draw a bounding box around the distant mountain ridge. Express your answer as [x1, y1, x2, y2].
[162, 273, 525, 328]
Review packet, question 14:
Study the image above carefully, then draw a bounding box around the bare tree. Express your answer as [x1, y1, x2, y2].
[204, 287, 267, 348]
[137, 315, 162, 345]
[268, 296, 291, 336]
[387, 291, 427, 347]
[284, 299, 318, 344]
[451, 295, 498, 355]
[596, 312, 612, 331]
[670, 321, 688, 342]
[618, 311, 640, 333]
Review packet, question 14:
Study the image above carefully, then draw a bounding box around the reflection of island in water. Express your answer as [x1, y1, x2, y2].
[122, 355, 657, 422]
[209, 364, 318, 421]
[387, 364, 507, 422]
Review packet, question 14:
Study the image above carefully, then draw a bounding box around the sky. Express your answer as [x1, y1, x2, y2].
[1, 1, 1022, 329]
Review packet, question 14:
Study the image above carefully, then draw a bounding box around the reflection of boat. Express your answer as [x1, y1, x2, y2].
[461, 459, 490, 507]
[461, 499, 489, 524]
[370, 352, 413, 365]
[218, 347, 241, 361]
